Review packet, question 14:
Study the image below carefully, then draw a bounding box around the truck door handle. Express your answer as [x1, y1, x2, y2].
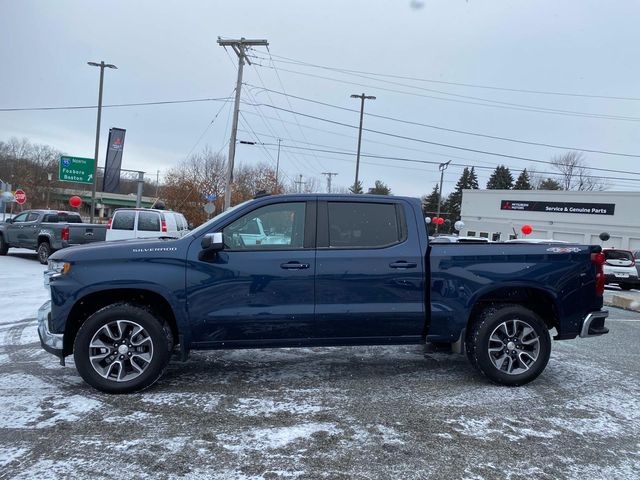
[389, 261, 417, 269]
[280, 261, 310, 270]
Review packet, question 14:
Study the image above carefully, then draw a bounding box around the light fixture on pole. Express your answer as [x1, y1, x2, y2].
[435, 160, 451, 233]
[87, 61, 117, 223]
[350, 93, 376, 193]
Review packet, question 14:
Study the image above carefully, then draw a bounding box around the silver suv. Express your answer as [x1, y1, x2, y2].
[603, 248, 639, 291]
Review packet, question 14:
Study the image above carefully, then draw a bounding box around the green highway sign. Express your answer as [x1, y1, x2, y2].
[59, 156, 94, 184]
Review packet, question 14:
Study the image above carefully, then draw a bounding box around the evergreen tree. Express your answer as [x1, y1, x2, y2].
[513, 169, 532, 190]
[421, 184, 440, 214]
[486, 165, 514, 189]
[447, 167, 479, 221]
[349, 180, 363, 194]
[538, 178, 562, 190]
[367, 180, 391, 195]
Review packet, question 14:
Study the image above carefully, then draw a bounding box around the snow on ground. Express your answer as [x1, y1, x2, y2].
[0, 249, 49, 327]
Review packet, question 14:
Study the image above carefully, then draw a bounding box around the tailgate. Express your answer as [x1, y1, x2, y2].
[68, 224, 107, 244]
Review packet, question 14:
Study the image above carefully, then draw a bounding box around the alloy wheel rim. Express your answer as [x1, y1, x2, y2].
[89, 320, 154, 382]
[488, 319, 540, 375]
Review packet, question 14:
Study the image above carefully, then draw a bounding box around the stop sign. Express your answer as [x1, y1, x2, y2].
[14, 189, 27, 205]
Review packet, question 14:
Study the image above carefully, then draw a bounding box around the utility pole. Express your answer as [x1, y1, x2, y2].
[275, 139, 281, 193]
[435, 160, 451, 233]
[350, 93, 376, 192]
[295, 174, 306, 193]
[155, 170, 160, 197]
[322, 172, 338, 193]
[217, 37, 269, 211]
[87, 60, 117, 223]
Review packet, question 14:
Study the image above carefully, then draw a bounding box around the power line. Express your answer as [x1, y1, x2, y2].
[262, 143, 640, 185]
[249, 60, 640, 122]
[248, 102, 640, 177]
[255, 51, 640, 102]
[245, 85, 640, 158]
[0, 97, 233, 112]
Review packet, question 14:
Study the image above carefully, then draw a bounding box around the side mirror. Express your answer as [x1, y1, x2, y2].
[4, 218, 13, 224]
[188, 223, 194, 230]
[201, 232, 223, 251]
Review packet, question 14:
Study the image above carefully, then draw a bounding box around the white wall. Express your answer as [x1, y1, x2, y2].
[460, 189, 640, 249]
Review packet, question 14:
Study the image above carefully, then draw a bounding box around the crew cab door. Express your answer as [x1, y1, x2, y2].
[314, 199, 425, 339]
[22, 211, 41, 248]
[5, 212, 31, 246]
[186, 200, 316, 344]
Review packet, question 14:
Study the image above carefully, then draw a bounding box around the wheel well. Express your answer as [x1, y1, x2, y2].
[467, 287, 559, 333]
[37, 235, 50, 246]
[63, 289, 179, 355]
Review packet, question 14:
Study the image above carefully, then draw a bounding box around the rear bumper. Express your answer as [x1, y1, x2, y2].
[604, 274, 639, 285]
[579, 310, 609, 338]
[37, 300, 65, 362]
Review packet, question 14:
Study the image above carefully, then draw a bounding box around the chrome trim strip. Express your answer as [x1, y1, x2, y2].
[37, 300, 63, 350]
[580, 310, 609, 338]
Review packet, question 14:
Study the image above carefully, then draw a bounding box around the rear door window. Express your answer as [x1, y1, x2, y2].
[112, 211, 136, 230]
[138, 211, 161, 232]
[327, 202, 403, 248]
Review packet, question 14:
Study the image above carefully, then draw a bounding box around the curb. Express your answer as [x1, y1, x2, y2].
[605, 295, 640, 313]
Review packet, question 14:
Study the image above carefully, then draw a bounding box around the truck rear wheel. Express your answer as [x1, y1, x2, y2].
[467, 305, 551, 386]
[0, 234, 8, 255]
[73, 303, 171, 394]
[37, 241, 52, 264]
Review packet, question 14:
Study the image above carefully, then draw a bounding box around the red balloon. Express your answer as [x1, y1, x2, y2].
[432, 217, 438, 224]
[438, 217, 445, 225]
[521, 224, 533, 235]
[69, 196, 82, 208]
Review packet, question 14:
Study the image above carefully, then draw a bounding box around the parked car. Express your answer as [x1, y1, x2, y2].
[505, 239, 569, 244]
[0, 209, 106, 264]
[634, 250, 640, 280]
[430, 235, 490, 244]
[39, 194, 608, 393]
[105, 208, 189, 241]
[602, 248, 639, 290]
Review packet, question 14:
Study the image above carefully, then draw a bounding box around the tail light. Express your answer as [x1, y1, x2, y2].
[107, 218, 112, 229]
[591, 252, 605, 296]
[161, 220, 167, 233]
[61, 227, 70, 241]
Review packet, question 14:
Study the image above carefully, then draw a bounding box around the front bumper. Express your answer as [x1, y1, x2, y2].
[37, 300, 65, 363]
[579, 310, 609, 338]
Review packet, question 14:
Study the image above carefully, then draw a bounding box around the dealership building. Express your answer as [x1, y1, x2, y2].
[459, 189, 640, 250]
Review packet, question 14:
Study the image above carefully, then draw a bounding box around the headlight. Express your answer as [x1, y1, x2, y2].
[47, 260, 71, 275]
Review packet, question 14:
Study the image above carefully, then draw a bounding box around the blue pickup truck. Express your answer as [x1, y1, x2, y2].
[38, 194, 609, 393]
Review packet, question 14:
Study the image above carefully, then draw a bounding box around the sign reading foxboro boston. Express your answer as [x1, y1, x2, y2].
[500, 200, 615, 216]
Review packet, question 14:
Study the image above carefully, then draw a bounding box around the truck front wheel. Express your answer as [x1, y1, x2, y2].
[0, 234, 8, 255]
[467, 305, 551, 386]
[37, 241, 52, 264]
[73, 303, 171, 393]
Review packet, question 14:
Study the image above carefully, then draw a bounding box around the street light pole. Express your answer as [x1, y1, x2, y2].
[435, 160, 451, 233]
[350, 93, 376, 193]
[88, 61, 117, 223]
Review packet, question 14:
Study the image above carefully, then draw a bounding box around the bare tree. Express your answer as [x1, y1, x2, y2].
[551, 151, 608, 191]
[163, 146, 227, 226]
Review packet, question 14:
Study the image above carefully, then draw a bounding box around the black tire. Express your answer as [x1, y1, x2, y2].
[0, 234, 8, 255]
[619, 284, 632, 291]
[37, 241, 52, 264]
[73, 303, 171, 394]
[467, 304, 551, 386]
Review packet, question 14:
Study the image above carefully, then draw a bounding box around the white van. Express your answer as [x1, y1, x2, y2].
[105, 208, 190, 241]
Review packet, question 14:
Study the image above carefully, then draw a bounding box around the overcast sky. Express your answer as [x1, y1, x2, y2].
[2, 0, 639, 197]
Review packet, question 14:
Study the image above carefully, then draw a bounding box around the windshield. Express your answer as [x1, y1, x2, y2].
[184, 200, 253, 238]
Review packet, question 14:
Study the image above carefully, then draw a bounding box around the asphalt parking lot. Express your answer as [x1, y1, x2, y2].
[1, 303, 639, 479]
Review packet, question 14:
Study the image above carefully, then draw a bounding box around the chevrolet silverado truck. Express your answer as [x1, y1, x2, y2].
[1, 209, 107, 263]
[37, 194, 609, 393]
